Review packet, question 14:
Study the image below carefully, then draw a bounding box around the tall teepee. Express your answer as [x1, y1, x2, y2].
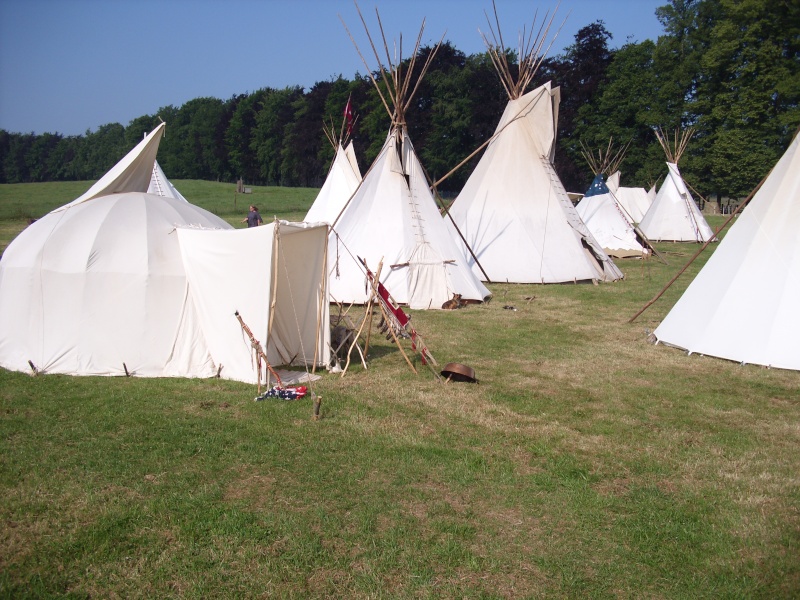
[639, 127, 715, 242]
[328, 4, 490, 309]
[653, 130, 800, 370]
[304, 113, 362, 224]
[446, 2, 623, 283]
[148, 160, 188, 202]
[575, 139, 649, 259]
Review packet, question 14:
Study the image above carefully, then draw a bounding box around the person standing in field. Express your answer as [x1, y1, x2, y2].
[243, 205, 263, 227]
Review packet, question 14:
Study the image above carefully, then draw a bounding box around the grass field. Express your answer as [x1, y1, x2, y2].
[1, 181, 798, 598]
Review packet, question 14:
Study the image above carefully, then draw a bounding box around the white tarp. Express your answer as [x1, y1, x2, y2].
[447, 82, 622, 283]
[176, 222, 330, 384]
[329, 128, 490, 309]
[639, 162, 715, 242]
[653, 132, 800, 370]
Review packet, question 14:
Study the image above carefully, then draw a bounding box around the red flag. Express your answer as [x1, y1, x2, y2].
[343, 96, 354, 135]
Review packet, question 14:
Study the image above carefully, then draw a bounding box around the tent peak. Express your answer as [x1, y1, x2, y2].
[480, 0, 567, 100]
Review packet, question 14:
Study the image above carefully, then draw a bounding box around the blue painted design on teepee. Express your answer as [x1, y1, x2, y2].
[584, 173, 609, 197]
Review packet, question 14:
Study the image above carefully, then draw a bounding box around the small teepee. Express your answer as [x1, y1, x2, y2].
[607, 171, 653, 224]
[639, 127, 715, 242]
[328, 4, 490, 309]
[446, 2, 622, 283]
[304, 110, 362, 224]
[149, 160, 188, 202]
[574, 139, 649, 259]
[653, 130, 800, 370]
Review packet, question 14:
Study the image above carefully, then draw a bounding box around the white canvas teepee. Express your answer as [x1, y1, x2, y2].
[446, 7, 623, 283]
[575, 174, 646, 259]
[639, 128, 715, 242]
[329, 7, 490, 309]
[149, 160, 188, 202]
[607, 171, 653, 224]
[0, 124, 330, 382]
[653, 131, 800, 370]
[575, 140, 647, 259]
[304, 141, 361, 224]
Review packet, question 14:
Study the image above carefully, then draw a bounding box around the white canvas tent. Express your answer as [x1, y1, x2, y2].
[0, 123, 330, 382]
[304, 141, 361, 224]
[177, 221, 330, 383]
[639, 162, 715, 242]
[330, 8, 490, 309]
[653, 131, 800, 370]
[446, 8, 622, 284]
[607, 171, 653, 223]
[149, 160, 188, 202]
[575, 174, 647, 259]
[639, 128, 715, 242]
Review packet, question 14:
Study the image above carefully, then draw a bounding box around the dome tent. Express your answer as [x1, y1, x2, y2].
[0, 124, 232, 377]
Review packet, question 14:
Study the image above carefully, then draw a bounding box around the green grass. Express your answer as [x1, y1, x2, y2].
[1, 182, 799, 598]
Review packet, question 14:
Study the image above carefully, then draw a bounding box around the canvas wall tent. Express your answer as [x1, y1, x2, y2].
[639, 128, 715, 242]
[304, 141, 361, 224]
[445, 8, 622, 284]
[177, 221, 330, 383]
[0, 123, 330, 382]
[330, 7, 490, 309]
[149, 160, 188, 202]
[653, 131, 800, 370]
[575, 173, 647, 259]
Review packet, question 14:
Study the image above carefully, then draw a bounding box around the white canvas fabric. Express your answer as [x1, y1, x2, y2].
[448, 82, 623, 283]
[304, 142, 362, 224]
[149, 160, 188, 202]
[0, 123, 331, 382]
[639, 162, 715, 242]
[329, 128, 490, 309]
[575, 190, 646, 258]
[177, 222, 330, 384]
[607, 170, 653, 223]
[654, 133, 800, 370]
[0, 192, 230, 376]
[57, 122, 166, 211]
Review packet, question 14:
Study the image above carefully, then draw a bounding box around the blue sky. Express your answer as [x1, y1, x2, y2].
[0, 0, 667, 136]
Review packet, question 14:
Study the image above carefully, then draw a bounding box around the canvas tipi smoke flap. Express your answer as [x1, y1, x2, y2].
[446, 2, 623, 284]
[327, 4, 491, 309]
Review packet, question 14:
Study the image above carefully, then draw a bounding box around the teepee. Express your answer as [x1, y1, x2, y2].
[653, 130, 800, 370]
[639, 127, 715, 242]
[445, 3, 622, 284]
[328, 5, 491, 309]
[575, 140, 648, 259]
[607, 171, 653, 224]
[149, 160, 188, 202]
[304, 115, 362, 224]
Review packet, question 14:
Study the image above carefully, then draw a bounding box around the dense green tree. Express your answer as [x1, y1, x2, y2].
[693, 0, 800, 198]
[252, 87, 303, 185]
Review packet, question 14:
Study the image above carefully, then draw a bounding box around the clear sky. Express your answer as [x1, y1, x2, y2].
[0, 0, 667, 136]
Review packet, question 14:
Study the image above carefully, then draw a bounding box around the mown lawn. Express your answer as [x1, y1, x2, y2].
[1, 182, 798, 598]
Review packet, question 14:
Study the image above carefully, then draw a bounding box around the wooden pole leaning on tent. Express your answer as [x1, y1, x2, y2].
[235, 310, 283, 394]
[629, 165, 773, 323]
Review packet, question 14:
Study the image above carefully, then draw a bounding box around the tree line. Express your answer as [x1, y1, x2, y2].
[0, 0, 797, 200]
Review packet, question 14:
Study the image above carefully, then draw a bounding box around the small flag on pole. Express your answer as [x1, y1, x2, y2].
[344, 95, 354, 135]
